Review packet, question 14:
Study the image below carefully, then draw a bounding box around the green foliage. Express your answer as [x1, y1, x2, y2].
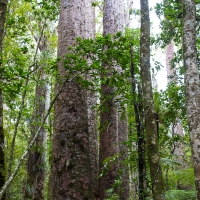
[166, 190, 196, 200]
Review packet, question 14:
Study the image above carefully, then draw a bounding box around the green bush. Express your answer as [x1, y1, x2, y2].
[166, 190, 196, 200]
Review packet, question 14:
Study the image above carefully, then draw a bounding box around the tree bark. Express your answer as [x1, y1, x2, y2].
[99, 0, 130, 198]
[0, 1, 8, 199]
[140, 0, 165, 199]
[85, 0, 99, 197]
[182, 0, 200, 198]
[115, 0, 130, 199]
[50, 0, 94, 199]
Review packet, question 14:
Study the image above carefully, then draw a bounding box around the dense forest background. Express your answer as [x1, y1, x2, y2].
[0, 0, 200, 199]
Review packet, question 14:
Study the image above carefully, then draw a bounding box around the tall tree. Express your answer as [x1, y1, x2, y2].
[114, 0, 130, 199]
[85, 0, 98, 197]
[99, 0, 127, 198]
[50, 0, 94, 199]
[182, 0, 200, 198]
[140, 0, 165, 199]
[25, 30, 50, 200]
[0, 0, 8, 198]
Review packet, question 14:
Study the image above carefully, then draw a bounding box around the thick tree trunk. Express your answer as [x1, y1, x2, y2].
[140, 0, 165, 199]
[165, 41, 185, 159]
[50, 0, 94, 199]
[115, 1, 130, 199]
[99, 0, 129, 198]
[182, 0, 200, 198]
[0, 0, 8, 198]
[99, 1, 119, 199]
[85, 1, 98, 197]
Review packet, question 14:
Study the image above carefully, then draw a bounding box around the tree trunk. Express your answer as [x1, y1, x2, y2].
[115, 0, 130, 199]
[0, 0, 8, 199]
[25, 40, 50, 199]
[24, 23, 52, 199]
[50, 0, 94, 199]
[85, 0, 99, 197]
[99, 0, 128, 198]
[140, 0, 165, 199]
[182, 0, 200, 198]
[130, 45, 146, 200]
[166, 40, 175, 83]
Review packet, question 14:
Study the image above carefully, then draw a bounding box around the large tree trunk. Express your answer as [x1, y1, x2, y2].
[50, 0, 94, 199]
[115, 0, 130, 199]
[0, 0, 8, 198]
[99, 0, 128, 198]
[165, 41, 184, 158]
[140, 0, 165, 199]
[182, 0, 200, 198]
[85, 0, 98, 197]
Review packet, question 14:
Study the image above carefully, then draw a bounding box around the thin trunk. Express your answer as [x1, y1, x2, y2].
[50, 0, 94, 199]
[130, 45, 146, 200]
[24, 28, 50, 200]
[140, 0, 165, 199]
[25, 61, 50, 199]
[182, 0, 200, 198]
[0, 1, 8, 199]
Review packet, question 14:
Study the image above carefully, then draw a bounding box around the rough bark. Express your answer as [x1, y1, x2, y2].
[99, 0, 130, 198]
[182, 0, 200, 199]
[85, 1, 98, 197]
[114, 0, 130, 199]
[50, 0, 94, 199]
[99, 0, 119, 199]
[0, 0, 8, 198]
[140, 0, 165, 199]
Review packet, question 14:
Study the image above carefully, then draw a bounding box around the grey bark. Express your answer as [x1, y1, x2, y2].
[99, 0, 119, 199]
[85, 0, 98, 197]
[140, 0, 165, 199]
[50, 0, 94, 199]
[182, 0, 200, 199]
[114, 0, 130, 199]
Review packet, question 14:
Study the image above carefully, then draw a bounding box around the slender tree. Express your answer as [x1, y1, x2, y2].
[130, 45, 146, 200]
[140, 0, 165, 199]
[182, 0, 200, 198]
[50, 0, 94, 199]
[25, 31, 50, 199]
[0, 0, 8, 198]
